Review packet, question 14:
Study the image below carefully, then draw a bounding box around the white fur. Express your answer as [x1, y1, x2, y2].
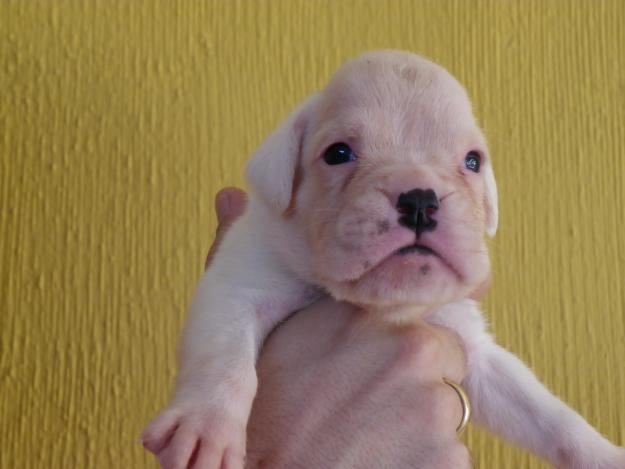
[143, 51, 625, 469]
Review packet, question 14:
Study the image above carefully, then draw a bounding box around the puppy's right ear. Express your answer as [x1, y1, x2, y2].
[246, 94, 320, 214]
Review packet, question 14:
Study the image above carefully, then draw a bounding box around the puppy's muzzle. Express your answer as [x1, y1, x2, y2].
[396, 188, 439, 236]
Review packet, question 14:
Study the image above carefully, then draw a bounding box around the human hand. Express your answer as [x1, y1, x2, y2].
[245, 298, 471, 469]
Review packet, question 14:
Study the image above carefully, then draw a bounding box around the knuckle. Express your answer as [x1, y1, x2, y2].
[393, 326, 443, 371]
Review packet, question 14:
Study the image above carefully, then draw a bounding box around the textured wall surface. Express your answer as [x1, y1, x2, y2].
[1, 1, 624, 468]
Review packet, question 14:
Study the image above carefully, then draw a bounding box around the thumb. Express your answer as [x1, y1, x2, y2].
[215, 187, 247, 226]
[205, 188, 247, 269]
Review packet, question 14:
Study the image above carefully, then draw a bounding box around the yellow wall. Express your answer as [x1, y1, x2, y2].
[1, 1, 624, 468]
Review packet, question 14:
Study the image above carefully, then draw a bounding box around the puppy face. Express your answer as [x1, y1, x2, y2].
[247, 51, 497, 313]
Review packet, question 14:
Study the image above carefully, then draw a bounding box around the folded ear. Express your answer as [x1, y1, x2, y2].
[483, 160, 499, 237]
[245, 94, 320, 214]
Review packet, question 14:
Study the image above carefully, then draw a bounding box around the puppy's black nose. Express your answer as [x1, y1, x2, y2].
[396, 188, 439, 235]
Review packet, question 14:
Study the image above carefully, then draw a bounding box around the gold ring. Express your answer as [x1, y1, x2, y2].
[443, 378, 471, 434]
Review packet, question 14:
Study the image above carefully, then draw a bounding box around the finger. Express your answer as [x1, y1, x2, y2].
[159, 428, 198, 469]
[190, 440, 222, 469]
[205, 188, 247, 269]
[142, 411, 179, 454]
[414, 383, 466, 437]
[468, 273, 491, 301]
[215, 187, 247, 226]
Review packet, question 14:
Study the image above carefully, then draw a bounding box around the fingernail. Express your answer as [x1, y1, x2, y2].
[216, 190, 232, 223]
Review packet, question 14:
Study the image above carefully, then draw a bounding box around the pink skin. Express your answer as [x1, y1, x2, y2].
[246, 297, 471, 469]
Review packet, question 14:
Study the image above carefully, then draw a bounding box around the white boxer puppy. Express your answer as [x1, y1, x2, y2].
[142, 50, 625, 469]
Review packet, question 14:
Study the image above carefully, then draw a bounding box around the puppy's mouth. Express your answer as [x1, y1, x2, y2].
[391, 241, 461, 280]
[395, 243, 437, 256]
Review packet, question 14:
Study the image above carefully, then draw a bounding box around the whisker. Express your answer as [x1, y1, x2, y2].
[439, 191, 457, 202]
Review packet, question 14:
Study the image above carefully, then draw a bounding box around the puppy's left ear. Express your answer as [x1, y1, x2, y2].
[483, 160, 498, 236]
[246, 94, 320, 214]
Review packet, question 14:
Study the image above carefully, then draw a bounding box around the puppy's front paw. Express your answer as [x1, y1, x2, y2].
[601, 446, 625, 469]
[558, 444, 625, 469]
[142, 403, 247, 469]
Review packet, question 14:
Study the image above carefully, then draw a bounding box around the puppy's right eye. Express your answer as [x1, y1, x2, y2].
[323, 143, 357, 165]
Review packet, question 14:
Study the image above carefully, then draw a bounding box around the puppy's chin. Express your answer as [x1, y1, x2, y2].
[322, 250, 489, 317]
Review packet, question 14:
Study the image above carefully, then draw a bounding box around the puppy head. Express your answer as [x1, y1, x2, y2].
[247, 50, 497, 314]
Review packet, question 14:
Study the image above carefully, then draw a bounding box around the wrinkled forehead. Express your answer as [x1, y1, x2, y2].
[312, 53, 483, 157]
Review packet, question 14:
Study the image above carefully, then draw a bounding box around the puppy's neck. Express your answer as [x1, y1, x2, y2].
[362, 298, 477, 325]
[363, 303, 435, 324]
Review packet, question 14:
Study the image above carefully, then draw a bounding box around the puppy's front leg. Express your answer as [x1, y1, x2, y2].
[465, 338, 625, 468]
[142, 212, 310, 469]
[143, 285, 258, 469]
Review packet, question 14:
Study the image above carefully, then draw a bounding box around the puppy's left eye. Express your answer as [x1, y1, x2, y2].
[323, 143, 357, 165]
[465, 151, 481, 172]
